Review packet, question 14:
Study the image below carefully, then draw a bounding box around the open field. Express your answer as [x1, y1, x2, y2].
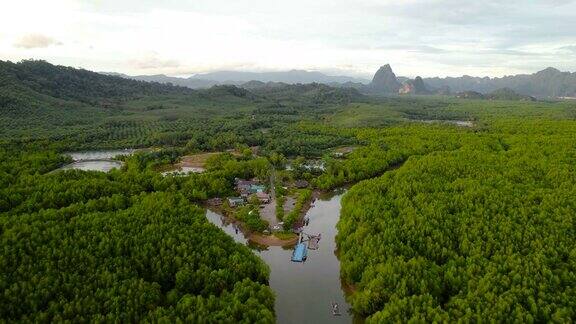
[178, 152, 222, 168]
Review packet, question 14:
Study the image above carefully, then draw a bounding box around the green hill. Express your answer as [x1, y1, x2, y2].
[243, 82, 363, 105]
[487, 87, 536, 101]
[0, 60, 193, 104]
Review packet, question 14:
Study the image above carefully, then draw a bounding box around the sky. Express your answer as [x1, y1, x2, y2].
[1, 0, 576, 79]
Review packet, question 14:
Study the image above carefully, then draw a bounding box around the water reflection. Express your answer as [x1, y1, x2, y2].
[59, 160, 123, 172]
[57, 149, 136, 172]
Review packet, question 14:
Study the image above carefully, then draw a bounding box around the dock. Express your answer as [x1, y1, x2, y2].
[308, 236, 320, 250]
[291, 232, 321, 261]
[300, 232, 321, 250]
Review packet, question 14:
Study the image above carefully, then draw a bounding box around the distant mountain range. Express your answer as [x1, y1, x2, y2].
[107, 65, 576, 98]
[104, 73, 221, 89]
[107, 70, 369, 90]
[365, 65, 576, 98]
[193, 70, 369, 84]
[423, 67, 576, 98]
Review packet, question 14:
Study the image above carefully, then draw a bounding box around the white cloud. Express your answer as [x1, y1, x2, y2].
[129, 54, 180, 70]
[14, 34, 61, 49]
[558, 45, 576, 53]
[0, 0, 575, 78]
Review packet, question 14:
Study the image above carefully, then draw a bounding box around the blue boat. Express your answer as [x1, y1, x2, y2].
[291, 242, 308, 262]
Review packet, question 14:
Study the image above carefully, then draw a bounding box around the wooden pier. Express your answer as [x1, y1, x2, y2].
[291, 232, 321, 261]
[300, 232, 321, 250]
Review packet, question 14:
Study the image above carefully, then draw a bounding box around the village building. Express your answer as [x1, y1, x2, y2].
[236, 179, 256, 190]
[250, 184, 266, 193]
[235, 178, 266, 197]
[227, 197, 245, 207]
[256, 192, 271, 204]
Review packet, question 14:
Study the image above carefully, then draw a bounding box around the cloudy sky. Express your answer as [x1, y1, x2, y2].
[1, 0, 575, 78]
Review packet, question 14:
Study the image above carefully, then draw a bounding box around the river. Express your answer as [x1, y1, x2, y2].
[205, 188, 354, 324]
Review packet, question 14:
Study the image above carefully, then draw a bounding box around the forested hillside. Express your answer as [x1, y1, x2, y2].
[0, 60, 361, 152]
[0, 60, 192, 103]
[337, 119, 576, 322]
[242, 82, 363, 105]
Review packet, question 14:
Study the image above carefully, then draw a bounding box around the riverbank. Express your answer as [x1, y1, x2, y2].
[206, 205, 301, 247]
[204, 190, 355, 323]
[207, 160, 406, 248]
[245, 188, 321, 246]
[248, 233, 299, 246]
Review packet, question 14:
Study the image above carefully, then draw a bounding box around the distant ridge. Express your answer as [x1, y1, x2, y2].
[193, 69, 369, 84]
[106, 64, 576, 98]
[423, 67, 576, 98]
[101, 73, 220, 89]
[108, 70, 369, 89]
[360, 64, 576, 98]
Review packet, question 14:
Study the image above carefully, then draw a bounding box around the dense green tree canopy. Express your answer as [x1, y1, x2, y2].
[0, 150, 275, 322]
[338, 120, 576, 322]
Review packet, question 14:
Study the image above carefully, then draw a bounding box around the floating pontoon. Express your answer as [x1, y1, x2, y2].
[291, 242, 308, 262]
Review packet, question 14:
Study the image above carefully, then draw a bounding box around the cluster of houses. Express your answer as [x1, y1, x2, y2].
[207, 178, 309, 209]
[227, 178, 270, 207]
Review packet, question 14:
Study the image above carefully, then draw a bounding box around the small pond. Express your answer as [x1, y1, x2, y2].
[58, 160, 124, 172]
[57, 149, 136, 172]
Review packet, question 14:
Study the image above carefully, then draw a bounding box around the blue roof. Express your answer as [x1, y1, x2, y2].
[291, 243, 308, 262]
[250, 184, 266, 193]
